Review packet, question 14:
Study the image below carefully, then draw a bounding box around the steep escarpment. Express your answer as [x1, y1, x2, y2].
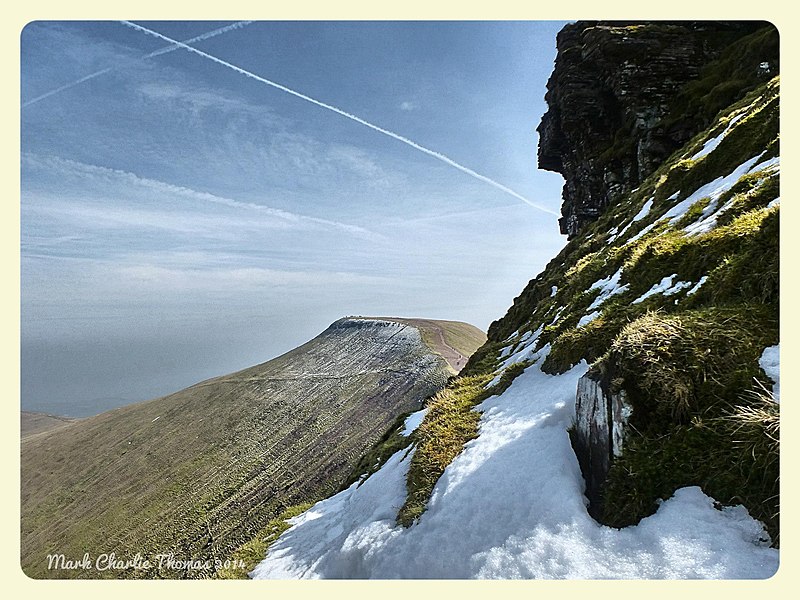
[484, 24, 779, 542]
[539, 21, 778, 238]
[248, 22, 779, 579]
[21, 317, 482, 579]
[488, 24, 779, 541]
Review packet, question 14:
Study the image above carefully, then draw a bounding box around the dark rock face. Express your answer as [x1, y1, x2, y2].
[570, 371, 631, 519]
[538, 21, 772, 238]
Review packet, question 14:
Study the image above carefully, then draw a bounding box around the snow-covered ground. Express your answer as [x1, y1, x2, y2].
[251, 347, 778, 579]
[760, 345, 780, 403]
[248, 112, 782, 581]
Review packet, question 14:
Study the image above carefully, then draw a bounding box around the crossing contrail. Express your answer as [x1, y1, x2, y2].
[23, 21, 253, 108]
[121, 20, 557, 216]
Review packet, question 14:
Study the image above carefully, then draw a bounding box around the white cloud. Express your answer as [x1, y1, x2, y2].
[22, 153, 379, 240]
[399, 100, 417, 111]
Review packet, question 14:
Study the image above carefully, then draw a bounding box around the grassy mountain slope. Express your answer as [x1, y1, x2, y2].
[21, 317, 482, 579]
[401, 76, 779, 542]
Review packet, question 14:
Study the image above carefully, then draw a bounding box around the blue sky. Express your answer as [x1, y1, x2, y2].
[21, 20, 568, 416]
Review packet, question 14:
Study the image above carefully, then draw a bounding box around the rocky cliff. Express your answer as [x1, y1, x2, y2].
[538, 21, 778, 237]
[488, 21, 780, 540]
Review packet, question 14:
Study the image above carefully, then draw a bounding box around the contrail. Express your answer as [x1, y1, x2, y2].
[23, 21, 253, 108]
[121, 20, 557, 216]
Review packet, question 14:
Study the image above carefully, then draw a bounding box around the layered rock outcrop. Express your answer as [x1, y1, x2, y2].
[538, 21, 776, 237]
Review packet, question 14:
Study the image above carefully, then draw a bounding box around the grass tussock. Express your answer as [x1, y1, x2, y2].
[609, 307, 777, 423]
[397, 374, 493, 526]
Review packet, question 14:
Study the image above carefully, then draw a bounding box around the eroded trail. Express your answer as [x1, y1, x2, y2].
[376, 318, 481, 374]
[428, 323, 466, 372]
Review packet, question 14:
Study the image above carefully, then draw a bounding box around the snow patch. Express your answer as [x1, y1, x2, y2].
[686, 276, 708, 296]
[609, 198, 654, 243]
[577, 311, 600, 328]
[690, 113, 746, 161]
[549, 306, 565, 326]
[587, 268, 629, 310]
[632, 198, 654, 222]
[632, 275, 693, 304]
[498, 325, 544, 371]
[759, 345, 780, 403]
[401, 408, 428, 436]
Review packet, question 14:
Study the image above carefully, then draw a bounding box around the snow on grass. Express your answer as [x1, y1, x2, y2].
[767, 196, 780, 209]
[759, 345, 780, 403]
[632, 275, 693, 304]
[609, 198, 654, 242]
[498, 325, 544, 371]
[549, 306, 565, 326]
[551, 285, 558, 297]
[402, 408, 429, 436]
[752, 155, 780, 174]
[587, 268, 628, 310]
[682, 157, 779, 236]
[686, 276, 708, 296]
[683, 199, 736, 236]
[690, 112, 746, 161]
[577, 311, 600, 328]
[251, 349, 778, 579]
[664, 153, 769, 226]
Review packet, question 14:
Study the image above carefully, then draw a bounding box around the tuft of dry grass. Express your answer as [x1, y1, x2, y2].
[397, 374, 493, 526]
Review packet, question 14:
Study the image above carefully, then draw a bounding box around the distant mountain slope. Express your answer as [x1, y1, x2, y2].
[21, 411, 77, 439]
[21, 317, 483, 579]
